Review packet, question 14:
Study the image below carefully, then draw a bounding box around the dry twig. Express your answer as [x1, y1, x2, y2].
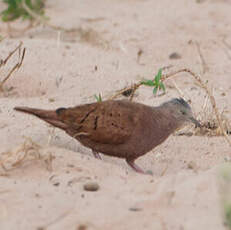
[0, 42, 26, 90]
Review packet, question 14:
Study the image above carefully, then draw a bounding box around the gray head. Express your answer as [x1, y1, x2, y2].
[161, 98, 200, 127]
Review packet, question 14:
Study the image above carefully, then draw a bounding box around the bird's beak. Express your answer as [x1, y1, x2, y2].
[189, 117, 201, 128]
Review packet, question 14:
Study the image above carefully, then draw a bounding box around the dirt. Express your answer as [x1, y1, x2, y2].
[0, 0, 230, 229]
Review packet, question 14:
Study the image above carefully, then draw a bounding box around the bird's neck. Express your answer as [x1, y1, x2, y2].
[153, 106, 184, 133]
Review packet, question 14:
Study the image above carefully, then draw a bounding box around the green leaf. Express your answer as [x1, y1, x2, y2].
[94, 94, 102, 102]
[159, 82, 165, 92]
[1, 0, 45, 22]
[225, 203, 231, 227]
[99, 94, 102, 102]
[141, 79, 155, 86]
[153, 87, 158, 95]
[154, 68, 162, 84]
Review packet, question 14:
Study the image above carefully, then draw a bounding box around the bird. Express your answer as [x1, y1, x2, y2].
[14, 98, 200, 174]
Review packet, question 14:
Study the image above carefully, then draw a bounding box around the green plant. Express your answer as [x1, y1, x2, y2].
[1, 0, 45, 22]
[219, 163, 231, 229]
[224, 203, 231, 228]
[94, 94, 102, 102]
[141, 68, 165, 95]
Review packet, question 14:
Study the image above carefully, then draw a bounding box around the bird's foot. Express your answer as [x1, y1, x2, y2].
[126, 159, 153, 175]
[92, 150, 102, 160]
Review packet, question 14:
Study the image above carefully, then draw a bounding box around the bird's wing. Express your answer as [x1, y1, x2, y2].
[57, 100, 139, 144]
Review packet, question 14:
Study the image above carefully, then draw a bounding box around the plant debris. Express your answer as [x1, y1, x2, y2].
[0, 137, 54, 173]
[0, 42, 26, 92]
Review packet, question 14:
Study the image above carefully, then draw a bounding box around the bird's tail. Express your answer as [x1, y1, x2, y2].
[14, 106, 68, 130]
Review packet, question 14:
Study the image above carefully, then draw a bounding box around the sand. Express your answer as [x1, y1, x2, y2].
[0, 0, 230, 229]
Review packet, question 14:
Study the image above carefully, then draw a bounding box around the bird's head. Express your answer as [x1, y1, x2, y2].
[162, 98, 201, 128]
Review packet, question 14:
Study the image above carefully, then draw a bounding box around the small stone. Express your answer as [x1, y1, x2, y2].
[53, 182, 60, 187]
[49, 98, 55, 102]
[37, 227, 46, 230]
[190, 87, 197, 91]
[169, 52, 182, 59]
[196, 0, 206, 3]
[129, 207, 142, 211]
[83, 182, 99, 192]
[77, 224, 87, 230]
[67, 164, 75, 168]
[221, 92, 226, 96]
[187, 161, 198, 171]
[35, 193, 40, 198]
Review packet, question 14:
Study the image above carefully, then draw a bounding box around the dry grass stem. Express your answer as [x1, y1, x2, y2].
[164, 69, 230, 146]
[222, 37, 231, 50]
[160, 164, 169, 177]
[193, 41, 209, 74]
[222, 37, 231, 60]
[39, 209, 73, 229]
[109, 83, 141, 101]
[0, 42, 26, 91]
[21, 0, 47, 26]
[170, 79, 186, 100]
[0, 41, 22, 68]
[46, 127, 55, 147]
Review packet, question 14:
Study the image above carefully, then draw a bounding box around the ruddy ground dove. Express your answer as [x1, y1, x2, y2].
[14, 98, 200, 174]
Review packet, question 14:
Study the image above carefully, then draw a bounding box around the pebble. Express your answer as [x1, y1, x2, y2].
[83, 182, 100, 192]
[129, 207, 142, 212]
[169, 52, 181, 59]
[77, 224, 87, 230]
[187, 161, 198, 172]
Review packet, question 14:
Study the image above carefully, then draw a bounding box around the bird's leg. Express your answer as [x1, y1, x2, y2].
[92, 150, 102, 160]
[126, 158, 146, 174]
[126, 158, 153, 175]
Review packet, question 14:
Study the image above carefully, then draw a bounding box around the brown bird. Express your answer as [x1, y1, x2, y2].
[14, 98, 200, 174]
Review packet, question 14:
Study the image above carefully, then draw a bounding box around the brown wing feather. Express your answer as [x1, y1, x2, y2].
[57, 100, 138, 144]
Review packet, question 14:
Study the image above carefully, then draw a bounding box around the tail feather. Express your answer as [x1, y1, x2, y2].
[14, 106, 68, 130]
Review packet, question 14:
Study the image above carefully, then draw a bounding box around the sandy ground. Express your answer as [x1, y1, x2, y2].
[0, 0, 231, 229]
